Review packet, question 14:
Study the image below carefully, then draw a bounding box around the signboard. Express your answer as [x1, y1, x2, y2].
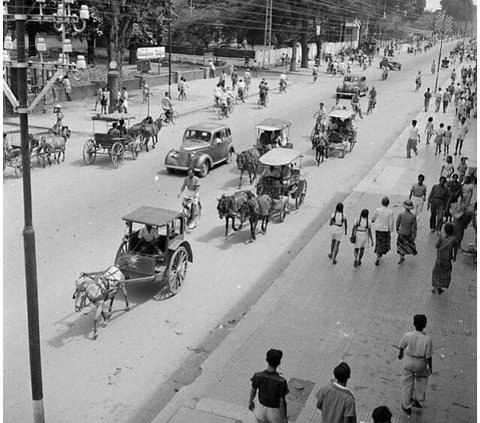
[137, 46, 165, 60]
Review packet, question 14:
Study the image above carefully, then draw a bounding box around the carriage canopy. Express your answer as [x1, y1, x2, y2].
[91, 113, 136, 122]
[122, 206, 182, 227]
[328, 110, 355, 121]
[255, 118, 292, 132]
[259, 148, 303, 166]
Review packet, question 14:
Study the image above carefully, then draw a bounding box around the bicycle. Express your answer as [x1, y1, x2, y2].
[218, 101, 234, 119]
[160, 110, 179, 124]
[366, 97, 376, 114]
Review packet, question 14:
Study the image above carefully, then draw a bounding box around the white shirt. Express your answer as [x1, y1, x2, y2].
[409, 126, 419, 140]
[371, 206, 394, 232]
[280, 73, 287, 82]
[138, 226, 158, 242]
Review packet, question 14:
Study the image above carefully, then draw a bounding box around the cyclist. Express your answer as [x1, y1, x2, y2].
[367, 86, 377, 113]
[178, 168, 200, 229]
[161, 92, 174, 123]
[415, 71, 422, 92]
[214, 83, 223, 106]
[218, 89, 229, 117]
[279, 72, 288, 91]
[225, 87, 235, 115]
[244, 69, 251, 92]
[381, 66, 389, 80]
[314, 102, 327, 133]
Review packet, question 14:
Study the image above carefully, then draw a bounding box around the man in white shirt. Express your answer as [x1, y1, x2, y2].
[371, 196, 394, 266]
[138, 224, 159, 254]
[279, 72, 288, 90]
[406, 119, 420, 158]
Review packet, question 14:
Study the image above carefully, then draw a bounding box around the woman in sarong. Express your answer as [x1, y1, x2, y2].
[432, 223, 458, 293]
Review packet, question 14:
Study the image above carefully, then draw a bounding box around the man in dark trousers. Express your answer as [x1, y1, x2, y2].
[427, 176, 449, 233]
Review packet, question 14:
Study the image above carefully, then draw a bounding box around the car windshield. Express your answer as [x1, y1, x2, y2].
[344, 76, 359, 82]
[184, 130, 211, 143]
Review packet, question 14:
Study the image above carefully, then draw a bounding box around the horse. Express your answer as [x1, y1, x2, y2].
[142, 117, 162, 151]
[239, 194, 274, 242]
[216, 190, 253, 238]
[311, 133, 328, 165]
[72, 254, 135, 339]
[236, 148, 260, 188]
[38, 126, 71, 166]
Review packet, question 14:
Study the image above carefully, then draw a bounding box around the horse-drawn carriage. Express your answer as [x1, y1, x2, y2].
[256, 148, 307, 210]
[255, 118, 293, 156]
[83, 113, 141, 167]
[314, 109, 357, 159]
[73, 206, 193, 339]
[3, 130, 23, 177]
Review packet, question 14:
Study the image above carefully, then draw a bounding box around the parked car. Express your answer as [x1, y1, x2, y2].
[336, 74, 368, 98]
[379, 57, 402, 70]
[164, 122, 235, 178]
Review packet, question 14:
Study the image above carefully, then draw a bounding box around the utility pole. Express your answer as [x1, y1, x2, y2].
[434, 13, 452, 93]
[264, 0, 273, 67]
[3, 2, 88, 421]
[168, 0, 172, 96]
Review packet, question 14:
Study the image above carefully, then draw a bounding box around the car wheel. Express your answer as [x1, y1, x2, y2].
[198, 162, 209, 178]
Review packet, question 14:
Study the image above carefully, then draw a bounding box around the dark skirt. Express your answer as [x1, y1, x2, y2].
[432, 258, 453, 288]
[374, 231, 391, 255]
[397, 234, 418, 256]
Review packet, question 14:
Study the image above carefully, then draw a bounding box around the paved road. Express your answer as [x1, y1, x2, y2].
[3, 42, 462, 422]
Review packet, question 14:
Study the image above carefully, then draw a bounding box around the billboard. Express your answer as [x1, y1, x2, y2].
[137, 46, 165, 60]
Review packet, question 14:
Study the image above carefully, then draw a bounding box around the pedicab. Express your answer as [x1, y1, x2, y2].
[441, 57, 450, 69]
[256, 148, 307, 212]
[255, 118, 293, 156]
[324, 109, 357, 158]
[82, 113, 140, 167]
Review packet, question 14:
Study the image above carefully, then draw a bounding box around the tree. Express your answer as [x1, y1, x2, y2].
[440, 0, 474, 22]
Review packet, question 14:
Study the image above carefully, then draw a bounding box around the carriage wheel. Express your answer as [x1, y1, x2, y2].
[295, 180, 307, 208]
[111, 142, 125, 168]
[14, 159, 23, 178]
[83, 139, 97, 165]
[165, 246, 188, 295]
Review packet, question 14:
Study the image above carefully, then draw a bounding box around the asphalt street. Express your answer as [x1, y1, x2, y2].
[3, 41, 473, 423]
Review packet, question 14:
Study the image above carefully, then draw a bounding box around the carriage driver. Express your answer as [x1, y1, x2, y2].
[178, 168, 200, 229]
[53, 104, 64, 135]
[138, 224, 159, 254]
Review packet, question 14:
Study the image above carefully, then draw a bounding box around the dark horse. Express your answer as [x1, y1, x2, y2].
[236, 148, 260, 188]
[239, 194, 274, 242]
[217, 190, 254, 238]
[311, 133, 328, 165]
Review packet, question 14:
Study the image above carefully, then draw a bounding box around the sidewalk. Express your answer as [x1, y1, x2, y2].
[151, 71, 477, 422]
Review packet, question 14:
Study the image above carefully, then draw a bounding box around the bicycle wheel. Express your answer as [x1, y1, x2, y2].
[171, 111, 179, 124]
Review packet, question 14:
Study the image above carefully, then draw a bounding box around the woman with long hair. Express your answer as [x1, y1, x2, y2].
[328, 203, 348, 265]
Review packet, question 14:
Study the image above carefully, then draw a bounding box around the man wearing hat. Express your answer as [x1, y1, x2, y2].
[53, 104, 64, 135]
[396, 199, 417, 264]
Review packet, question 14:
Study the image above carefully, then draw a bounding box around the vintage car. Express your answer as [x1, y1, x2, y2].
[336, 74, 368, 98]
[164, 122, 235, 178]
[379, 57, 402, 71]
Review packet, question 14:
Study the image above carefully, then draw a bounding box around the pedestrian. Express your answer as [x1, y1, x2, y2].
[219, 69, 227, 88]
[178, 77, 187, 101]
[398, 314, 433, 414]
[442, 125, 452, 155]
[424, 117, 434, 144]
[350, 93, 363, 119]
[440, 155, 454, 180]
[434, 88, 442, 112]
[100, 87, 109, 114]
[94, 86, 102, 111]
[427, 176, 449, 233]
[249, 349, 289, 423]
[433, 123, 444, 155]
[432, 223, 458, 293]
[63, 74, 72, 101]
[451, 201, 474, 247]
[142, 82, 149, 104]
[328, 203, 347, 265]
[231, 67, 239, 89]
[253, 60, 259, 77]
[461, 175, 474, 207]
[457, 97, 467, 120]
[120, 87, 128, 113]
[409, 174, 427, 219]
[454, 117, 469, 155]
[371, 196, 394, 266]
[351, 209, 374, 268]
[445, 174, 462, 222]
[406, 119, 419, 158]
[396, 200, 418, 264]
[442, 89, 451, 112]
[457, 156, 468, 183]
[423, 88, 432, 112]
[208, 59, 216, 78]
[372, 406, 392, 423]
[316, 362, 356, 423]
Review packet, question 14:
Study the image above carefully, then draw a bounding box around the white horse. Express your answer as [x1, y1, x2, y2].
[41, 126, 71, 166]
[73, 257, 134, 339]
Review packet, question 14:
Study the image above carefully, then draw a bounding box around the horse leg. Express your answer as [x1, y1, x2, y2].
[62, 147, 65, 162]
[107, 294, 115, 317]
[121, 284, 130, 311]
[262, 216, 270, 234]
[238, 170, 243, 189]
[224, 217, 229, 238]
[250, 217, 257, 242]
[93, 302, 105, 340]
